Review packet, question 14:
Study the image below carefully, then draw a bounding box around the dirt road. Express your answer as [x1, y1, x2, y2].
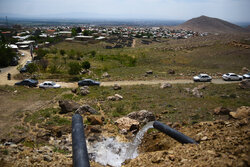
[132, 39, 136, 48]
[57, 79, 240, 88]
[0, 50, 32, 85]
[100, 79, 240, 86]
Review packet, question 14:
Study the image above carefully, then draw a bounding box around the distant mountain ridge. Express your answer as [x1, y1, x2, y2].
[176, 15, 248, 33]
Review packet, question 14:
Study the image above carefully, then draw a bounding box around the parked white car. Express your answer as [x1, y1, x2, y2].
[243, 73, 250, 79]
[222, 73, 243, 81]
[39, 81, 61, 88]
[193, 74, 212, 82]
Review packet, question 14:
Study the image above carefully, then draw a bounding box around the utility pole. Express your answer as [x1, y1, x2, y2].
[5, 16, 8, 28]
[30, 44, 34, 60]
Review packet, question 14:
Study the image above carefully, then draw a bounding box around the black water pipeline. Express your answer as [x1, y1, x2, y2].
[72, 114, 90, 167]
[153, 121, 197, 144]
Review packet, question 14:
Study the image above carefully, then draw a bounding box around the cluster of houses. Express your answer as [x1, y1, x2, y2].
[1, 25, 208, 51]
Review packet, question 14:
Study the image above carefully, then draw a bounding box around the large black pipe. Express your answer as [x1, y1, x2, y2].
[153, 121, 197, 144]
[72, 114, 90, 167]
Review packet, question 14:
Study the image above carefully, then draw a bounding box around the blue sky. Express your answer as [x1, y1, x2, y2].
[0, 0, 250, 22]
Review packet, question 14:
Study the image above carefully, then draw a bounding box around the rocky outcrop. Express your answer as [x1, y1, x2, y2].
[242, 67, 249, 73]
[160, 83, 172, 89]
[146, 70, 153, 75]
[127, 110, 155, 123]
[59, 100, 80, 114]
[113, 84, 122, 90]
[115, 117, 139, 132]
[197, 84, 207, 90]
[107, 94, 123, 101]
[213, 107, 231, 115]
[239, 80, 250, 89]
[79, 86, 90, 96]
[229, 106, 250, 119]
[184, 87, 203, 97]
[75, 105, 98, 114]
[102, 72, 110, 78]
[168, 69, 175, 74]
[87, 115, 103, 125]
[192, 87, 203, 98]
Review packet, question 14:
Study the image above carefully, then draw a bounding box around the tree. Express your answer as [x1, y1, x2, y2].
[27, 63, 38, 74]
[71, 28, 77, 37]
[68, 62, 81, 75]
[83, 30, 92, 36]
[0, 44, 16, 67]
[82, 61, 91, 70]
[76, 27, 82, 33]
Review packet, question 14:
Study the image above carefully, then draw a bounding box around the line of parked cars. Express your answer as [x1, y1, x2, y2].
[193, 72, 250, 82]
[14, 79, 101, 88]
[15, 79, 62, 88]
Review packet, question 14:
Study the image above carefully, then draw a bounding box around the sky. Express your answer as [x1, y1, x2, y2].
[0, 0, 250, 22]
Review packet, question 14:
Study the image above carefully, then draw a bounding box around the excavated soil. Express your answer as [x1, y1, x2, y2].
[0, 117, 249, 167]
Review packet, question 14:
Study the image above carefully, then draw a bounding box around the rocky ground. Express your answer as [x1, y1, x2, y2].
[0, 101, 249, 167]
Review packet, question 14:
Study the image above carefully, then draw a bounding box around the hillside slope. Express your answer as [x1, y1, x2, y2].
[176, 15, 247, 33]
[245, 25, 250, 31]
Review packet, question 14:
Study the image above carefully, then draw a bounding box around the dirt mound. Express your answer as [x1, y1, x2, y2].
[176, 15, 248, 33]
[125, 119, 249, 167]
[1, 111, 249, 167]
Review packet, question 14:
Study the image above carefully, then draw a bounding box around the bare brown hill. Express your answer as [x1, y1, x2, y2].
[176, 15, 248, 33]
[245, 25, 250, 31]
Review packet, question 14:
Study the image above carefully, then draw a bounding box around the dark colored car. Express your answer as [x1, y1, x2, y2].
[10, 57, 18, 66]
[20, 66, 27, 73]
[78, 79, 100, 86]
[15, 79, 38, 87]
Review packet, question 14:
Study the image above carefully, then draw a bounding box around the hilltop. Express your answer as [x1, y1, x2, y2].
[176, 15, 248, 33]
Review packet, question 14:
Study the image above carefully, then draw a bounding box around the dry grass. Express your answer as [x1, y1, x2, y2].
[45, 34, 250, 81]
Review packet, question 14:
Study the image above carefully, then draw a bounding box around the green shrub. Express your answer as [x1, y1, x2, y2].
[34, 48, 49, 60]
[68, 62, 81, 75]
[82, 61, 91, 70]
[68, 49, 76, 59]
[27, 63, 38, 74]
[49, 64, 59, 74]
[60, 49, 66, 56]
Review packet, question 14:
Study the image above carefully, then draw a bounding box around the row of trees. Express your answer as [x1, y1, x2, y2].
[24, 60, 91, 75]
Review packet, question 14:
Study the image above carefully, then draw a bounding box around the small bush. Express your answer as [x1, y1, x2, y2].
[82, 61, 91, 70]
[60, 49, 66, 56]
[68, 49, 75, 59]
[68, 62, 81, 75]
[27, 63, 38, 74]
[34, 48, 49, 60]
[49, 64, 59, 74]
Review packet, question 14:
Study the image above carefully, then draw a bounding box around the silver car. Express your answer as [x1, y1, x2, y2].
[222, 73, 243, 81]
[39, 81, 61, 88]
[243, 73, 250, 79]
[193, 74, 212, 82]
